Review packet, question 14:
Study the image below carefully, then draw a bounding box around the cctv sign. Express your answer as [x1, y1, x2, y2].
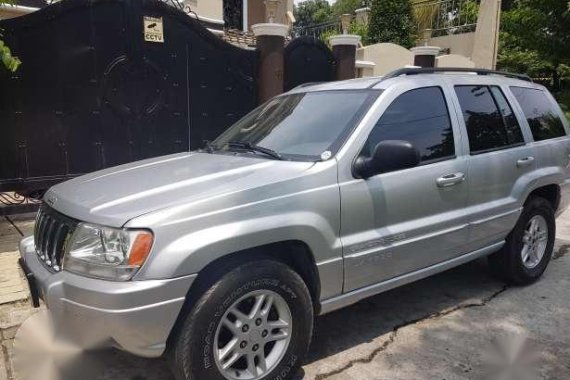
[144, 16, 164, 43]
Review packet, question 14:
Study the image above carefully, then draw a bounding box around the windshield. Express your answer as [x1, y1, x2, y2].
[211, 90, 379, 161]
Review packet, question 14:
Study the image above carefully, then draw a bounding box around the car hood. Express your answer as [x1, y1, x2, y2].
[46, 152, 315, 227]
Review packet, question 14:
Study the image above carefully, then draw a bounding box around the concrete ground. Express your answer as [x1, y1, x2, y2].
[1, 212, 570, 380]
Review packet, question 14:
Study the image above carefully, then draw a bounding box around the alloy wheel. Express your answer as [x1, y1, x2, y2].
[521, 215, 548, 269]
[214, 289, 292, 380]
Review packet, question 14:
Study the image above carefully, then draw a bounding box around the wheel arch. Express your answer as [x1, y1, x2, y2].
[165, 240, 321, 350]
[526, 183, 560, 211]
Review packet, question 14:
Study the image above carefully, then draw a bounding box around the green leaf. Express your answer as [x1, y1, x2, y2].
[368, 0, 417, 48]
[0, 37, 21, 73]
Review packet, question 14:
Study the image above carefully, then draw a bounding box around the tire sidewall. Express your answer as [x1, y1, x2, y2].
[179, 261, 313, 380]
[509, 198, 555, 281]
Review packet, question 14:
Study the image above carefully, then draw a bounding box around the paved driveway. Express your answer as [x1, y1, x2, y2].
[1, 212, 570, 380]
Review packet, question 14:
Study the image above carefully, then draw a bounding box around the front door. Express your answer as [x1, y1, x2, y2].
[340, 85, 471, 292]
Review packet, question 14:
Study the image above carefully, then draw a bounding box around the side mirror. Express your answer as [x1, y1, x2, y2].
[354, 140, 421, 179]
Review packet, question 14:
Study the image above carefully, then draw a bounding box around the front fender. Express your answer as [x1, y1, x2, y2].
[169, 213, 338, 276]
[134, 211, 343, 300]
[127, 160, 343, 300]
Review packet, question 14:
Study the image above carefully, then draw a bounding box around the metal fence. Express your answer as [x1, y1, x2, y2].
[413, 0, 479, 38]
[292, 20, 341, 40]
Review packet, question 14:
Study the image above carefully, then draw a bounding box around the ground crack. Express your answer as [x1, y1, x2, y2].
[553, 244, 570, 260]
[313, 285, 509, 380]
[1, 341, 14, 380]
[5, 216, 24, 237]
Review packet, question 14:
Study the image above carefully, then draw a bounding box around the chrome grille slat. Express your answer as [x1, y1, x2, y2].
[40, 216, 53, 259]
[51, 224, 66, 269]
[33, 205, 78, 272]
[35, 212, 45, 252]
[44, 218, 57, 265]
[37, 214, 49, 259]
[34, 212, 42, 246]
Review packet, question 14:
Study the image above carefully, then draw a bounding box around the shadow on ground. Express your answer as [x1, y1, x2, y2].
[97, 258, 505, 380]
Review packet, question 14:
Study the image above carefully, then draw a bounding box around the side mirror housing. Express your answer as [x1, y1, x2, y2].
[354, 140, 421, 179]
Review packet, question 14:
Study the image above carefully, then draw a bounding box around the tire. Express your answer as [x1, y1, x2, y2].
[169, 259, 313, 380]
[488, 197, 555, 285]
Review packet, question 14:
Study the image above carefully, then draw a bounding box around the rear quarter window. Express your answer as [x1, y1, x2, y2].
[510, 87, 566, 141]
[455, 85, 524, 154]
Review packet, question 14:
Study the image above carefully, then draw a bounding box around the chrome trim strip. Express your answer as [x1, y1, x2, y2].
[316, 257, 343, 267]
[470, 208, 522, 226]
[319, 241, 504, 315]
[344, 223, 468, 258]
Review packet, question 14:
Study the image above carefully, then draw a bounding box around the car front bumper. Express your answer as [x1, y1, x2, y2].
[19, 236, 196, 358]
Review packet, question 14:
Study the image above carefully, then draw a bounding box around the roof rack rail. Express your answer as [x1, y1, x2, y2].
[293, 82, 322, 90]
[369, 67, 533, 87]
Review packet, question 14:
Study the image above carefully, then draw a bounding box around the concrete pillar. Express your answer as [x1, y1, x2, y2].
[355, 7, 371, 25]
[472, 0, 501, 69]
[329, 35, 361, 81]
[410, 46, 440, 68]
[252, 23, 288, 103]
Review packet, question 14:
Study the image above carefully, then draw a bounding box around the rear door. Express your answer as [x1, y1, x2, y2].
[510, 86, 570, 214]
[452, 84, 535, 251]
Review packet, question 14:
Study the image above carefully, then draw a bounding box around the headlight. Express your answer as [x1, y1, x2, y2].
[63, 223, 154, 281]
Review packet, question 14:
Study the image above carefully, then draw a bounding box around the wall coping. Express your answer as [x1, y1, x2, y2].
[356, 60, 376, 69]
[0, 3, 38, 15]
[329, 34, 361, 47]
[188, 12, 225, 26]
[251, 23, 289, 37]
[410, 46, 441, 56]
[355, 7, 371, 14]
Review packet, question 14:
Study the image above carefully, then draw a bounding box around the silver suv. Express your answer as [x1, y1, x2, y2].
[19, 68, 570, 380]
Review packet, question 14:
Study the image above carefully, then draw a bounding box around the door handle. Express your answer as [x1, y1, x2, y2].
[436, 172, 465, 187]
[516, 156, 535, 168]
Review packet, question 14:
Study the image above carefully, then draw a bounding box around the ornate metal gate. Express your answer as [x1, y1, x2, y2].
[284, 36, 336, 91]
[0, 0, 257, 199]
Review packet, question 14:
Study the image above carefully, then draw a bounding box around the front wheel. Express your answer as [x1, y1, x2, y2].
[169, 260, 313, 380]
[488, 197, 555, 285]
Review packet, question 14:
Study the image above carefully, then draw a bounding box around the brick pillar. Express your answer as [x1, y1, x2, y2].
[410, 46, 440, 68]
[252, 23, 289, 103]
[329, 35, 361, 81]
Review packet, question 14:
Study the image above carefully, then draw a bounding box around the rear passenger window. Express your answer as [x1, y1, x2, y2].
[364, 87, 454, 163]
[510, 87, 566, 141]
[455, 85, 524, 153]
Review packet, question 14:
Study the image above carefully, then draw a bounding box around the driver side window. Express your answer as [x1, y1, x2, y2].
[364, 86, 455, 165]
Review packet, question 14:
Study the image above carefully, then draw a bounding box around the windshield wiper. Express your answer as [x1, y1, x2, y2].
[227, 141, 284, 160]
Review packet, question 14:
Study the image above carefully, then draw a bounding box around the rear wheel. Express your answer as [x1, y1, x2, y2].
[488, 197, 555, 285]
[169, 260, 313, 380]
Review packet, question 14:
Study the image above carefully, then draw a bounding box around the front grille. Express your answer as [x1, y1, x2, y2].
[34, 205, 78, 272]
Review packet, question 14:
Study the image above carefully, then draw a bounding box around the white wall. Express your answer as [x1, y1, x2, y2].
[429, 33, 475, 58]
[357, 43, 414, 76]
[191, 0, 224, 22]
[436, 54, 476, 68]
[356, 43, 476, 78]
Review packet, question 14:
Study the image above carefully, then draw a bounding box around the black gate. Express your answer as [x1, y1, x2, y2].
[0, 0, 257, 195]
[284, 36, 336, 91]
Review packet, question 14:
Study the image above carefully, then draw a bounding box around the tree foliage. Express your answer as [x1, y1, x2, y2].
[331, 0, 362, 16]
[498, 0, 570, 88]
[319, 20, 370, 47]
[0, 0, 21, 72]
[294, 0, 369, 28]
[293, 0, 333, 28]
[368, 0, 416, 48]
